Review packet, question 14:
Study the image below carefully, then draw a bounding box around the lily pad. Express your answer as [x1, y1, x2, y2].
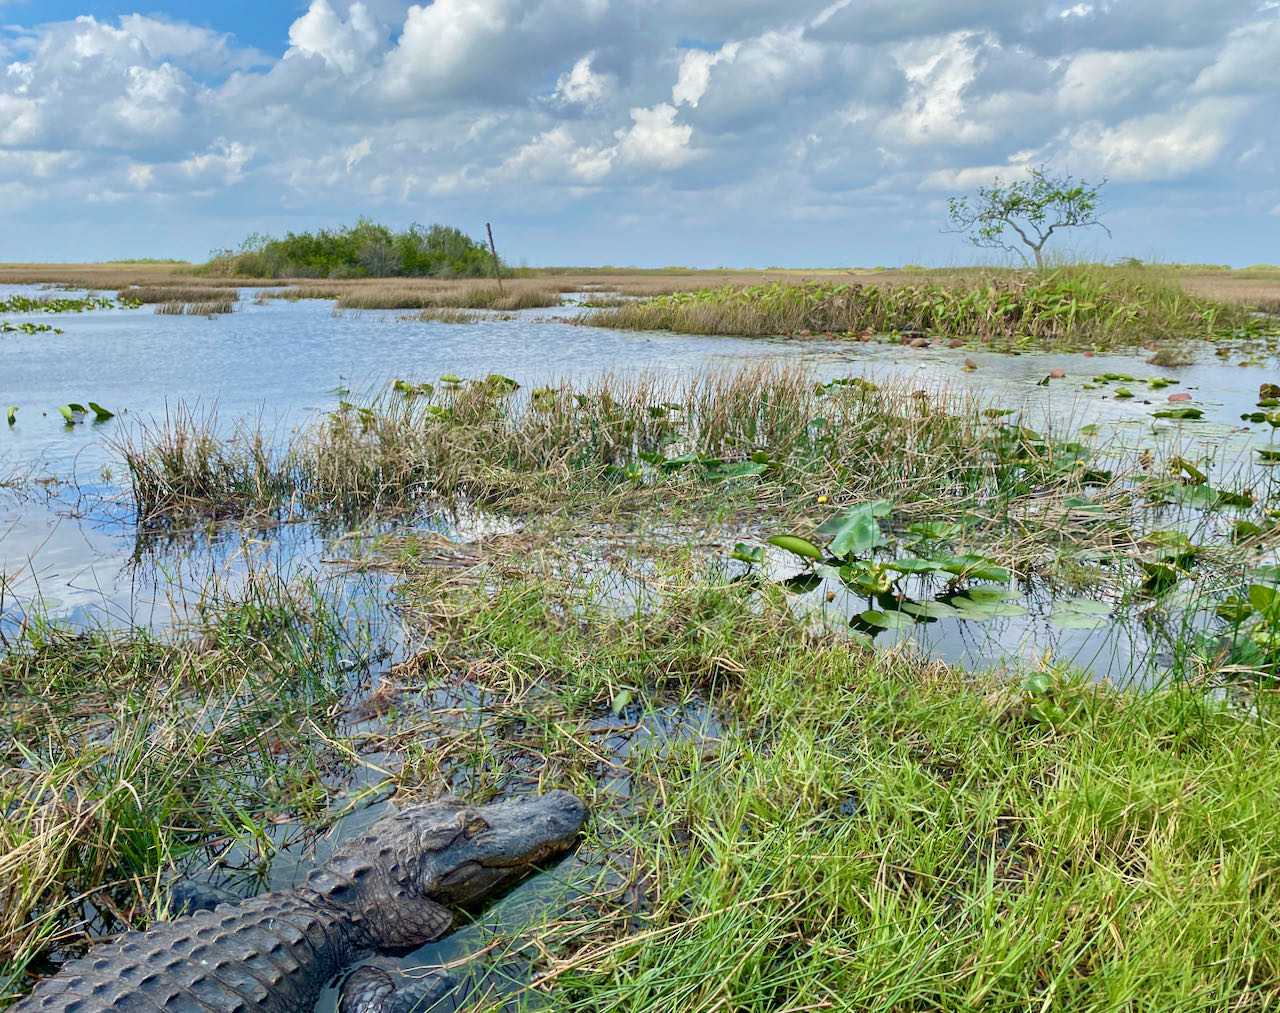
[857, 609, 917, 630]
[1048, 598, 1112, 629]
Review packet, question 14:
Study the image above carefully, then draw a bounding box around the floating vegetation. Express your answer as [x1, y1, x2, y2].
[0, 322, 61, 335]
[0, 295, 120, 314]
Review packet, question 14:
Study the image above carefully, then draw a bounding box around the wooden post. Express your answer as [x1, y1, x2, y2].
[485, 222, 503, 293]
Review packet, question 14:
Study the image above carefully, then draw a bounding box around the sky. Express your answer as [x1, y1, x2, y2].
[0, 0, 1277, 267]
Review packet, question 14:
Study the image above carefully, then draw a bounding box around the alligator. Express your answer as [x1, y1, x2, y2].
[14, 790, 587, 1013]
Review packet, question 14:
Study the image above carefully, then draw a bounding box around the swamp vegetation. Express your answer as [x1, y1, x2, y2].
[3, 275, 1280, 1011]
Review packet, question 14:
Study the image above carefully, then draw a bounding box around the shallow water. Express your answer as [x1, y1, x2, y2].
[3, 286, 1278, 664]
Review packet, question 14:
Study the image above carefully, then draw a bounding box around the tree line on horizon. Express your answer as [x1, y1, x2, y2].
[199, 218, 499, 279]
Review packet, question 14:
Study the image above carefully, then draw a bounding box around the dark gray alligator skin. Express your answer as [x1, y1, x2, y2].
[13, 791, 587, 1013]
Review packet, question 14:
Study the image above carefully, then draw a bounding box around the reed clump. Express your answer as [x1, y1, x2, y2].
[152, 300, 236, 316]
[112, 407, 307, 526]
[586, 268, 1261, 348]
[115, 365, 1116, 528]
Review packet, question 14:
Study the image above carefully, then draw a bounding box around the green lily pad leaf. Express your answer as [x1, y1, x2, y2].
[5, 406, 15, 425]
[1258, 448, 1280, 463]
[899, 600, 962, 619]
[957, 587, 1019, 604]
[1063, 495, 1106, 516]
[887, 557, 948, 575]
[1153, 407, 1204, 420]
[440, 373, 461, 384]
[87, 402, 114, 421]
[611, 689, 632, 716]
[858, 609, 917, 630]
[937, 554, 1010, 582]
[1114, 388, 1134, 398]
[814, 501, 893, 557]
[768, 534, 825, 560]
[950, 598, 1027, 619]
[1215, 596, 1253, 623]
[1048, 598, 1112, 629]
[731, 543, 766, 565]
[704, 460, 768, 481]
[1248, 583, 1280, 619]
[57, 404, 83, 423]
[905, 520, 965, 541]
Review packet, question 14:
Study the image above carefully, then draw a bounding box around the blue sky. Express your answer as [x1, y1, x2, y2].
[1, 0, 1277, 267]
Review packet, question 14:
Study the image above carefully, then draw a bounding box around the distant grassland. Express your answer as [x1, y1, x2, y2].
[1, 261, 1277, 330]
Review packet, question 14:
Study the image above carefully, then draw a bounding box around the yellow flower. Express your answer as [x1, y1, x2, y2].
[817, 495, 828, 504]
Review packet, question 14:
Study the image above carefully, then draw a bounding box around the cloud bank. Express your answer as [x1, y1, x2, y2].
[1, 0, 1277, 264]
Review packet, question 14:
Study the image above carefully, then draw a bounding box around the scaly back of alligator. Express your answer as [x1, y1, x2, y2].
[13, 886, 389, 1013]
[11, 791, 587, 1013]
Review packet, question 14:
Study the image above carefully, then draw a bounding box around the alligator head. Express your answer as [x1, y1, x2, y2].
[306, 790, 587, 950]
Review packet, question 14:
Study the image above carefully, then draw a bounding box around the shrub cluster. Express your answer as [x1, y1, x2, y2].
[199, 218, 497, 279]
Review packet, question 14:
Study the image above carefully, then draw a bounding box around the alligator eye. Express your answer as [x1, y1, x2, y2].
[463, 814, 489, 838]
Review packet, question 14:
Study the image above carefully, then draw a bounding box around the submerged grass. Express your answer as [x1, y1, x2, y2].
[586, 267, 1267, 349]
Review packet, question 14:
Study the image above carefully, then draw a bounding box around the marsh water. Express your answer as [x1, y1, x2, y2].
[3, 286, 1280, 676]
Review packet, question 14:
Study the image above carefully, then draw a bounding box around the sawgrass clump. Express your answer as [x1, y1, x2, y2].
[587, 266, 1262, 349]
[114, 365, 1107, 526]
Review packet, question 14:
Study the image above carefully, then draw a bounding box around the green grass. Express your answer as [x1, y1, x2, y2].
[585, 267, 1267, 349]
[373, 563, 1280, 1011]
[0, 575, 368, 997]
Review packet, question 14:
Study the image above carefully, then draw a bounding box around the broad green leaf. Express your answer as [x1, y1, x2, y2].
[1047, 597, 1111, 629]
[888, 557, 948, 574]
[1024, 672, 1052, 696]
[814, 501, 892, 556]
[950, 598, 1027, 619]
[783, 573, 825, 594]
[611, 689, 632, 716]
[731, 543, 766, 565]
[704, 460, 768, 481]
[5, 406, 15, 425]
[87, 402, 114, 420]
[1248, 583, 1280, 618]
[858, 609, 916, 630]
[767, 534, 825, 560]
[899, 600, 961, 619]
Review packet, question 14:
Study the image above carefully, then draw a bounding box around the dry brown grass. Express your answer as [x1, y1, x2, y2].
[0, 264, 275, 290]
[121, 286, 239, 304]
[1178, 275, 1280, 313]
